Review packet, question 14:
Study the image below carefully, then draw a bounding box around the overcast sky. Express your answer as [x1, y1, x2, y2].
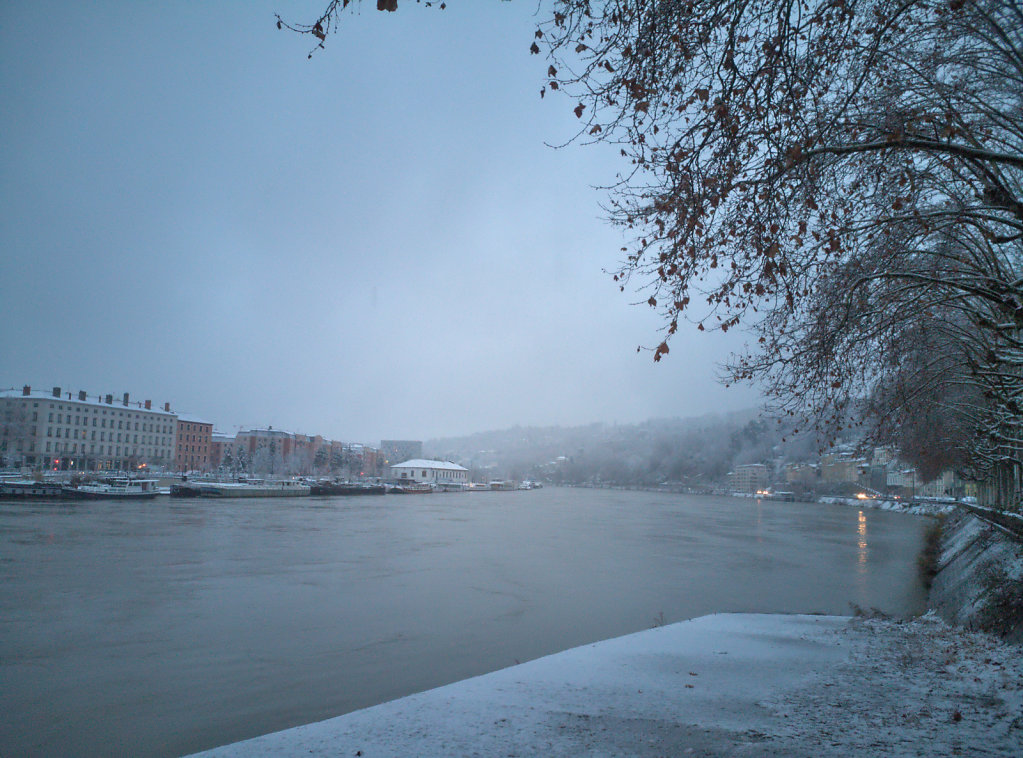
[0, 1, 760, 443]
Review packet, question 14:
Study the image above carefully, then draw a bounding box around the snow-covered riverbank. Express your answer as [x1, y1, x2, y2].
[189, 611, 1021, 757]
[818, 495, 957, 517]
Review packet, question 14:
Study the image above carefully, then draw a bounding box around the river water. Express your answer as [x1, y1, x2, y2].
[0, 488, 928, 757]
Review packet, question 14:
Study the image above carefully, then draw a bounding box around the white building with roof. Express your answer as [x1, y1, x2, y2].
[390, 459, 468, 484]
[0, 385, 177, 471]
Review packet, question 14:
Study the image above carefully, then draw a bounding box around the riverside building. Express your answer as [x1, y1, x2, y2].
[727, 463, 771, 494]
[390, 459, 469, 485]
[175, 414, 213, 472]
[0, 386, 177, 471]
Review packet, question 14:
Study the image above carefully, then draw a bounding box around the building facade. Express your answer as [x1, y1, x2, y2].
[342, 443, 382, 478]
[887, 467, 918, 497]
[209, 431, 234, 470]
[235, 427, 294, 475]
[390, 459, 468, 484]
[918, 469, 958, 499]
[784, 462, 819, 488]
[727, 463, 770, 493]
[819, 453, 868, 484]
[0, 386, 176, 471]
[175, 415, 213, 472]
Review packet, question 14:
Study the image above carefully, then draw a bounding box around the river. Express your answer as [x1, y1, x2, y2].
[0, 488, 929, 757]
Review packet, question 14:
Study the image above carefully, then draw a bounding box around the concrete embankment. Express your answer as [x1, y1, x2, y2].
[929, 508, 1023, 642]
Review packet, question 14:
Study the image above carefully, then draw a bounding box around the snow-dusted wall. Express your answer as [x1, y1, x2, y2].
[929, 511, 1023, 643]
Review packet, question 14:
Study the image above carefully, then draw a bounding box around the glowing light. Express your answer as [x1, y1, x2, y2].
[857, 510, 868, 567]
[856, 493, 870, 500]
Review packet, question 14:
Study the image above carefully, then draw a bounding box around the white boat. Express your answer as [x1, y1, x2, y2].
[389, 482, 435, 494]
[197, 479, 311, 498]
[64, 478, 160, 499]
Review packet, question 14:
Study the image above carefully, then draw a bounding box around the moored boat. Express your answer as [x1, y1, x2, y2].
[196, 479, 311, 498]
[389, 482, 435, 494]
[169, 482, 204, 497]
[0, 480, 65, 499]
[63, 478, 160, 499]
[310, 482, 386, 496]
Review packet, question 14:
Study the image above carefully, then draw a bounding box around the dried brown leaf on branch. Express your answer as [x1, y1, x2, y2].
[534, 0, 1023, 482]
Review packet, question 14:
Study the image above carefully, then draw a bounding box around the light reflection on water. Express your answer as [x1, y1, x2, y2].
[858, 509, 869, 569]
[0, 488, 929, 757]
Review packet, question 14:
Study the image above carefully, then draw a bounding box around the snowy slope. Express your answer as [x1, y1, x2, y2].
[189, 612, 1022, 757]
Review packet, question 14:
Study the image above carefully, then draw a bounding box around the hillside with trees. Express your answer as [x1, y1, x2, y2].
[425, 409, 824, 487]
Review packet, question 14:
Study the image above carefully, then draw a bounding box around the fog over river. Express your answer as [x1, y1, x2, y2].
[0, 488, 929, 757]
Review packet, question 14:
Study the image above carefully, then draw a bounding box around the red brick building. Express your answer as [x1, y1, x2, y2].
[209, 431, 234, 470]
[175, 415, 213, 472]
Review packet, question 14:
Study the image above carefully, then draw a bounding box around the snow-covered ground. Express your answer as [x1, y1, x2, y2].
[189, 612, 1022, 757]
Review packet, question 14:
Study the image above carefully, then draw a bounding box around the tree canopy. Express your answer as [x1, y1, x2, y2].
[284, 1, 1023, 501]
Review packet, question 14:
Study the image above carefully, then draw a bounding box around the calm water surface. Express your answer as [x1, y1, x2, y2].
[0, 488, 929, 756]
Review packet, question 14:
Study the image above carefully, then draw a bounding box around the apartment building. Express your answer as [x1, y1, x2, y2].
[175, 414, 213, 472]
[1, 385, 176, 471]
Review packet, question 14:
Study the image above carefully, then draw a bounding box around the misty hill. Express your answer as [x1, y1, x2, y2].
[425, 409, 827, 486]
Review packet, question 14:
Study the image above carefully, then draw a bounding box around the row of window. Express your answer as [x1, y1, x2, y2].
[47, 402, 168, 420]
[45, 427, 170, 447]
[44, 441, 163, 457]
[46, 411, 171, 434]
[1, 441, 36, 452]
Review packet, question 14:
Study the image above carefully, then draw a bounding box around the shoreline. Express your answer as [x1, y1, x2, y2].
[817, 495, 956, 518]
[566, 483, 967, 519]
